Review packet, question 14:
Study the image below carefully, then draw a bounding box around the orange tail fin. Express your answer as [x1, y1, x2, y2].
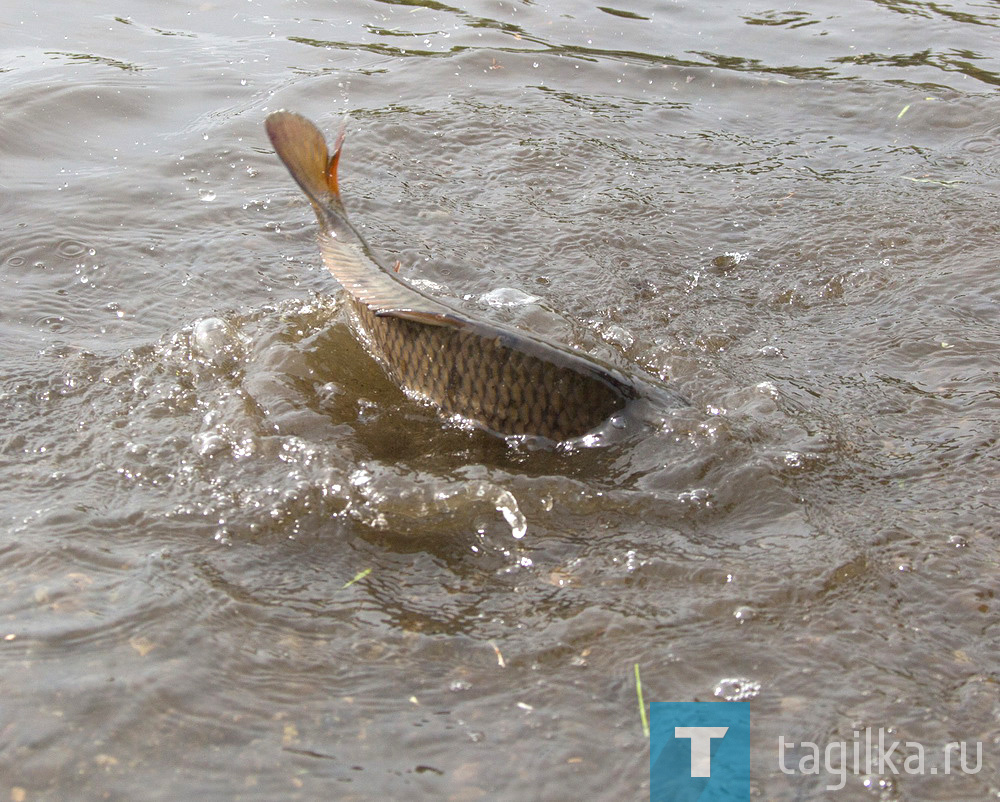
[264, 111, 344, 212]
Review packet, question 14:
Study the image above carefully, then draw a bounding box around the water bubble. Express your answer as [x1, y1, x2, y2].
[862, 776, 896, 792]
[783, 452, 803, 468]
[714, 677, 760, 702]
[756, 381, 779, 398]
[316, 382, 341, 405]
[678, 487, 712, 508]
[356, 399, 378, 422]
[192, 317, 236, 364]
[198, 188, 216, 202]
[124, 441, 148, 457]
[349, 468, 372, 487]
[602, 323, 634, 348]
[494, 489, 527, 539]
[478, 287, 540, 308]
[231, 435, 256, 459]
[194, 431, 227, 457]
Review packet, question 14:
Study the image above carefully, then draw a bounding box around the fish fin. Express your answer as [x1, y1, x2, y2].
[375, 308, 469, 328]
[326, 126, 345, 198]
[265, 111, 344, 211]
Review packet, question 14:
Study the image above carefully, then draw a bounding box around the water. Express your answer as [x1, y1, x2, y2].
[2, 1, 999, 799]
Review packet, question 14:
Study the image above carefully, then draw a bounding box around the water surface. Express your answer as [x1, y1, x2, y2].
[2, 0, 999, 799]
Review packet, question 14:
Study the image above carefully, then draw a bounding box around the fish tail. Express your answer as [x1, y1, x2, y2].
[265, 110, 345, 217]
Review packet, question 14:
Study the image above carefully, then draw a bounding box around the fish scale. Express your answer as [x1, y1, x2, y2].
[354, 301, 625, 440]
[265, 111, 680, 443]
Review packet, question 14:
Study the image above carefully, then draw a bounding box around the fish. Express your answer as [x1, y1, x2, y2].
[264, 111, 683, 444]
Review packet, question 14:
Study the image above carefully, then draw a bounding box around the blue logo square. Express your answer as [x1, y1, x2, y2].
[650, 702, 752, 801]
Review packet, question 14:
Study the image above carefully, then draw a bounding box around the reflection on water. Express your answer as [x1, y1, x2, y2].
[1, 0, 999, 799]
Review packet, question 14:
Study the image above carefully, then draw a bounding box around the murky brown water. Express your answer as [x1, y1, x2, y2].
[2, 1, 1000, 799]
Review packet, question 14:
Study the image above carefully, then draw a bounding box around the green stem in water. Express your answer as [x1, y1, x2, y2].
[635, 663, 649, 738]
[342, 567, 372, 589]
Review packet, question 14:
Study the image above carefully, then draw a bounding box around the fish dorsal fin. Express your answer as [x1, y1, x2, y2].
[375, 308, 469, 328]
[265, 111, 344, 212]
